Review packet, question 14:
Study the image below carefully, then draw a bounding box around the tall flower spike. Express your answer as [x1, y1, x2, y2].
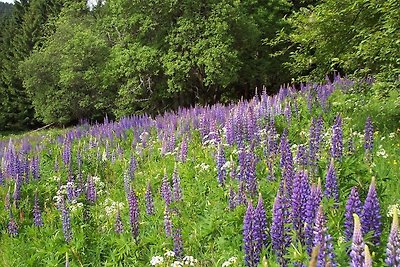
[386, 207, 400, 266]
[60, 197, 73, 243]
[255, 193, 268, 247]
[324, 160, 339, 203]
[216, 144, 227, 186]
[173, 227, 184, 259]
[145, 181, 155, 215]
[127, 187, 139, 241]
[243, 201, 261, 267]
[364, 244, 373, 267]
[33, 191, 44, 227]
[8, 210, 18, 237]
[160, 170, 172, 206]
[350, 214, 365, 267]
[86, 176, 97, 204]
[364, 116, 374, 155]
[331, 115, 343, 161]
[164, 207, 173, 237]
[361, 176, 382, 246]
[172, 166, 182, 201]
[114, 208, 124, 234]
[292, 171, 310, 242]
[344, 187, 363, 241]
[228, 186, 236, 210]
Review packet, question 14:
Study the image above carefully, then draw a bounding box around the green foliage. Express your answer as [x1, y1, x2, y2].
[20, 3, 112, 124]
[285, 0, 400, 83]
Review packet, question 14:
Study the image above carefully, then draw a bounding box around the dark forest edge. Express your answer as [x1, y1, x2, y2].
[0, 0, 399, 131]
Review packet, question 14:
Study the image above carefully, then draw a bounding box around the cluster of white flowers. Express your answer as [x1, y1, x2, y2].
[165, 251, 175, 257]
[150, 256, 164, 266]
[387, 204, 400, 218]
[376, 145, 388, 158]
[221, 161, 233, 172]
[222, 256, 238, 267]
[195, 163, 210, 172]
[337, 235, 346, 244]
[182, 256, 198, 266]
[389, 132, 396, 139]
[103, 198, 124, 217]
[171, 261, 183, 267]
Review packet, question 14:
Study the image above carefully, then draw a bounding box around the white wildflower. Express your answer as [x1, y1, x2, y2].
[165, 251, 175, 257]
[182, 255, 198, 266]
[171, 261, 183, 267]
[389, 132, 396, 139]
[387, 204, 400, 218]
[376, 147, 388, 158]
[222, 261, 231, 267]
[150, 256, 164, 266]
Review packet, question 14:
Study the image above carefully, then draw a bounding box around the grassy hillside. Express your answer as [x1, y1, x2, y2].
[0, 76, 399, 266]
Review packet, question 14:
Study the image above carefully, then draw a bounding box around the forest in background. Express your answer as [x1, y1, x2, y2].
[0, 0, 399, 130]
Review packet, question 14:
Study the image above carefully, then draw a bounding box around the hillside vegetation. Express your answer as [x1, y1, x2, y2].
[0, 77, 399, 266]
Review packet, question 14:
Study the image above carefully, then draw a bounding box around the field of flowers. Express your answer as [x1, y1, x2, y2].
[0, 76, 399, 266]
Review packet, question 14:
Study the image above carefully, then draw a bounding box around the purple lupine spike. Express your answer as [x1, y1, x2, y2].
[245, 150, 258, 197]
[173, 227, 184, 259]
[127, 187, 139, 241]
[172, 166, 182, 201]
[271, 185, 291, 266]
[0, 169, 3, 185]
[33, 191, 44, 227]
[350, 214, 365, 267]
[280, 134, 294, 197]
[86, 176, 97, 204]
[228, 186, 236, 210]
[31, 156, 40, 180]
[255, 193, 268, 247]
[129, 154, 136, 180]
[60, 197, 73, 243]
[313, 205, 336, 267]
[292, 171, 310, 242]
[216, 144, 227, 186]
[347, 135, 356, 155]
[237, 182, 247, 206]
[364, 244, 372, 267]
[243, 201, 259, 267]
[385, 207, 400, 266]
[284, 102, 291, 124]
[145, 181, 155, 215]
[331, 115, 343, 160]
[296, 144, 308, 168]
[361, 176, 382, 246]
[180, 137, 188, 162]
[267, 120, 278, 157]
[344, 187, 363, 241]
[364, 117, 374, 155]
[66, 177, 76, 202]
[238, 146, 247, 181]
[114, 209, 124, 234]
[160, 171, 172, 206]
[305, 181, 323, 255]
[8, 210, 18, 237]
[324, 160, 339, 203]
[164, 207, 173, 237]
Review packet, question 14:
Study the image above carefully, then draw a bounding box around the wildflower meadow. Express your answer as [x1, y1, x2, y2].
[0, 75, 399, 266]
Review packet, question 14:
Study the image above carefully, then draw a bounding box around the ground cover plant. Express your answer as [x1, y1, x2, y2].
[0, 75, 399, 266]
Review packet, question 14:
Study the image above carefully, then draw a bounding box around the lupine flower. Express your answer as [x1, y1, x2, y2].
[114, 209, 124, 234]
[350, 214, 365, 267]
[324, 160, 339, 203]
[255, 193, 268, 247]
[362, 176, 382, 246]
[312, 205, 336, 266]
[33, 191, 44, 227]
[66, 177, 76, 202]
[8, 210, 18, 237]
[216, 144, 227, 186]
[364, 117, 374, 155]
[127, 187, 139, 240]
[280, 134, 294, 197]
[31, 156, 40, 180]
[271, 185, 291, 265]
[345, 187, 363, 241]
[86, 176, 97, 204]
[180, 137, 188, 162]
[244, 150, 258, 196]
[296, 144, 308, 167]
[145, 181, 155, 215]
[60, 197, 73, 243]
[243, 201, 261, 267]
[161, 172, 172, 206]
[305, 181, 323, 255]
[292, 171, 310, 241]
[172, 166, 182, 201]
[164, 207, 173, 237]
[365, 244, 373, 267]
[237, 181, 247, 206]
[0, 169, 3, 185]
[129, 154, 136, 180]
[386, 207, 400, 266]
[331, 115, 343, 160]
[173, 227, 184, 258]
